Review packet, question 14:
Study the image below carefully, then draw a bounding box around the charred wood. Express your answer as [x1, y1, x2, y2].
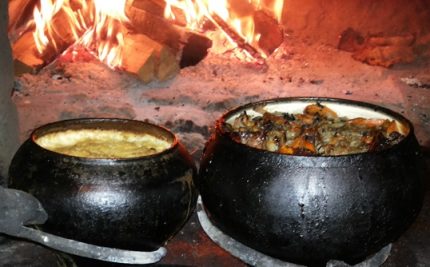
[253, 10, 284, 55]
[210, 13, 264, 62]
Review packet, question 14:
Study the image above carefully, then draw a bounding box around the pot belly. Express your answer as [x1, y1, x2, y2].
[198, 138, 424, 265]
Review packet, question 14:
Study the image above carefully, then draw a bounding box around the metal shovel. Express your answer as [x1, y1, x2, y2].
[0, 185, 166, 264]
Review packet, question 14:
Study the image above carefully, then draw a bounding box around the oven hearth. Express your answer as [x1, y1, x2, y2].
[11, 39, 430, 158]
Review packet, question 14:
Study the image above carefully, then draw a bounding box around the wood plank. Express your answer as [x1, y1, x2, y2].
[122, 33, 157, 83]
[122, 33, 180, 83]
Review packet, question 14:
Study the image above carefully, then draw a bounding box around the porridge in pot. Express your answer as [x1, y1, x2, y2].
[35, 129, 172, 158]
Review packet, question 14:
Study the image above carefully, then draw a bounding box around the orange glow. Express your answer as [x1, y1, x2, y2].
[32, 0, 128, 68]
[30, 0, 284, 67]
[164, 0, 284, 59]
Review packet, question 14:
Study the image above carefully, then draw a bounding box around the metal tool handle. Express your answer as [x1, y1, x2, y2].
[197, 196, 392, 267]
[14, 226, 167, 264]
[0, 186, 166, 264]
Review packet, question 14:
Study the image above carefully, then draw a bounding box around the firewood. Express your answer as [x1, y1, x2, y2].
[8, 0, 37, 33]
[210, 13, 265, 62]
[130, 0, 165, 17]
[12, 5, 85, 75]
[126, 3, 212, 67]
[130, 0, 187, 26]
[122, 33, 179, 83]
[253, 10, 283, 55]
[156, 44, 180, 81]
[122, 36, 156, 83]
[126, 4, 181, 51]
[39, 8, 83, 63]
[12, 31, 44, 75]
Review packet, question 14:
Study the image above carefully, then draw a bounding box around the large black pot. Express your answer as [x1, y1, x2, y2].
[9, 118, 197, 251]
[198, 97, 426, 266]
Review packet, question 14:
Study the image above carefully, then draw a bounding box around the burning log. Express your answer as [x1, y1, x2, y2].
[130, 0, 187, 26]
[12, 31, 44, 75]
[126, 2, 212, 67]
[38, 8, 84, 63]
[8, 0, 37, 34]
[126, 4, 182, 52]
[130, 0, 165, 16]
[11, 7, 84, 75]
[210, 13, 265, 62]
[122, 33, 179, 83]
[253, 10, 284, 55]
[11, 0, 210, 80]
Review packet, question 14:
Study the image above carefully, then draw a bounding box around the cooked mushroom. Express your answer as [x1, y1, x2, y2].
[226, 104, 405, 156]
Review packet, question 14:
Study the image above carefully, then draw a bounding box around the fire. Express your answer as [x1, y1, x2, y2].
[29, 0, 284, 68]
[164, 0, 284, 58]
[79, 0, 129, 68]
[32, 0, 128, 68]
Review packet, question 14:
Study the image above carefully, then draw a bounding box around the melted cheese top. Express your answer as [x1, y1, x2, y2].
[35, 129, 172, 158]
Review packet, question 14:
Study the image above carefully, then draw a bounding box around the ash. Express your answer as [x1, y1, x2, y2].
[12, 38, 430, 160]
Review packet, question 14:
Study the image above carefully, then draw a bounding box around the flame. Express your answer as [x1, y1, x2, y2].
[32, 0, 128, 68]
[33, 0, 61, 51]
[30, 0, 284, 67]
[165, 0, 284, 59]
[79, 0, 129, 68]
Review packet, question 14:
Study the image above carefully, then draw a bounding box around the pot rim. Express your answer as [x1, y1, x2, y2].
[30, 118, 179, 162]
[216, 96, 416, 158]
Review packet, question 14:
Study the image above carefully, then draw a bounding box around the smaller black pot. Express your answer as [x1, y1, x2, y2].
[9, 118, 197, 251]
[198, 97, 426, 266]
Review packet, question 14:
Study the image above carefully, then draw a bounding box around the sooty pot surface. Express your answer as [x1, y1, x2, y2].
[9, 118, 197, 251]
[198, 97, 426, 266]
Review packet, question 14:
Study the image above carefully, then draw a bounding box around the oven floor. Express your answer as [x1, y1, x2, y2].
[6, 39, 430, 266]
[11, 40, 430, 155]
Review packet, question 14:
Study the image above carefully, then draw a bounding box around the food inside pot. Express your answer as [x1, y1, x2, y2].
[35, 129, 172, 158]
[224, 103, 408, 156]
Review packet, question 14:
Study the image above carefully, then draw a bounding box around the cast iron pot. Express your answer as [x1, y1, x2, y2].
[8, 118, 197, 251]
[198, 97, 426, 266]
